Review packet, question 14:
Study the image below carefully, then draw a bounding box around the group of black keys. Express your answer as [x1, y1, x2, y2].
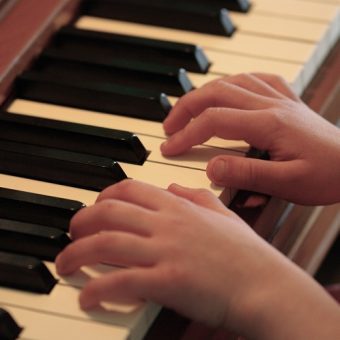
[0, 1, 251, 338]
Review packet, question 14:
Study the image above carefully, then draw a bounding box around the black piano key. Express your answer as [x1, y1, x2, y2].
[0, 219, 71, 261]
[81, 0, 235, 37]
[16, 71, 171, 122]
[0, 111, 147, 165]
[0, 140, 127, 191]
[219, 0, 251, 12]
[0, 308, 22, 340]
[51, 26, 210, 74]
[0, 251, 57, 294]
[177, 0, 251, 13]
[0, 187, 84, 232]
[33, 50, 193, 97]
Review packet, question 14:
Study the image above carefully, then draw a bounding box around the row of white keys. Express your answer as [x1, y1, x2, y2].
[3, 306, 129, 340]
[75, 0, 339, 95]
[2, 96, 247, 337]
[75, 17, 306, 94]
[254, 0, 339, 21]
[0, 173, 161, 340]
[8, 99, 249, 150]
[0, 90, 246, 335]
[0, 261, 160, 340]
[7, 99, 249, 203]
[3, 2, 338, 337]
[0, 100, 239, 335]
[297, 0, 340, 5]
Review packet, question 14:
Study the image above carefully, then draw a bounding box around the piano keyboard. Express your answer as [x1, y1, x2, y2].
[0, 0, 339, 339]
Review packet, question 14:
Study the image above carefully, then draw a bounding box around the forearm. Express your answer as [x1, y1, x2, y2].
[231, 255, 340, 340]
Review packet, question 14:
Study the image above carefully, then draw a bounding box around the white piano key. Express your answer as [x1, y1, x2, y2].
[205, 49, 304, 88]
[0, 157, 233, 204]
[253, 0, 339, 21]
[121, 162, 224, 197]
[8, 99, 250, 151]
[230, 12, 330, 42]
[139, 135, 244, 169]
[4, 305, 129, 340]
[1, 256, 159, 338]
[45, 262, 119, 289]
[0, 174, 98, 206]
[188, 72, 221, 88]
[76, 16, 317, 64]
[75, 2, 339, 95]
[0, 285, 160, 340]
[48, 264, 143, 314]
[297, 0, 340, 5]
[74, 17, 322, 94]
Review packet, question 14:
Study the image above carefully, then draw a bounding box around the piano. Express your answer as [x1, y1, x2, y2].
[0, 0, 339, 339]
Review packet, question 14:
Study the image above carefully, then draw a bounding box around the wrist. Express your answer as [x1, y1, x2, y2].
[224, 247, 340, 339]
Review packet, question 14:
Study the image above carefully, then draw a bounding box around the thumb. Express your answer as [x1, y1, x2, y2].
[207, 155, 295, 198]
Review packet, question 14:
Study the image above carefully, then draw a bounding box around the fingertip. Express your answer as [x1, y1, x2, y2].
[207, 158, 228, 184]
[55, 253, 70, 276]
[160, 139, 170, 154]
[69, 212, 84, 240]
[162, 117, 172, 135]
[167, 183, 188, 195]
[55, 254, 62, 272]
[163, 109, 181, 136]
[167, 182, 180, 191]
[79, 290, 98, 310]
[160, 136, 181, 156]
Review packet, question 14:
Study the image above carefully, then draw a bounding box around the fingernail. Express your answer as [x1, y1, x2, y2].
[212, 160, 227, 182]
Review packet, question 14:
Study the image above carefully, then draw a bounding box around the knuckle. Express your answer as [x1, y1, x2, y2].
[229, 73, 251, 85]
[210, 78, 228, 93]
[192, 188, 215, 204]
[97, 199, 115, 211]
[95, 200, 119, 221]
[113, 179, 136, 195]
[201, 107, 221, 126]
[264, 107, 286, 132]
[243, 161, 258, 187]
[197, 108, 217, 133]
[157, 264, 188, 288]
[271, 74, 286, 86]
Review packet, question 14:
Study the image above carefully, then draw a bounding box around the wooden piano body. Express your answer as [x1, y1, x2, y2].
[0, 0, 339, 339]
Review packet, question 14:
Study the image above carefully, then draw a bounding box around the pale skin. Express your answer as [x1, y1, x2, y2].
[56, 74, 340, 339]
[162, 73, 340, 205]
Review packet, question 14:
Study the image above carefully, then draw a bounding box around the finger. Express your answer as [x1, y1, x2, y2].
[222, 73, 286, 99]
[70, 199, 154, 239]
[207, 155, 306, 199]
[79, 268, 158, 309]
[161, 108, 270, 156]
[56, 232, 155, 275]
[251, 73, 301, 101]
[167, 183, 234, 217]
[163, 80, 272, 135]
[96, 179, 172, 210]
